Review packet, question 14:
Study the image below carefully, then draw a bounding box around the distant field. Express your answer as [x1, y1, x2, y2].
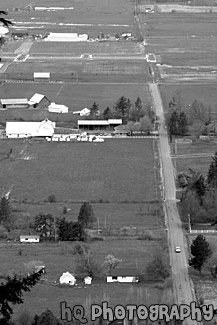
[144, 13, 217, 81]
[0, 139, 159, 203]
[159, 83, 217, 116]
[0, 82, 151, 112]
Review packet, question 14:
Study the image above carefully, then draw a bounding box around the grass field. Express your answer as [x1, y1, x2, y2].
[174, 140, 217, 175]
[0, 139, 159, 203]
[0, 82, 151, 113]
[159, 83, 217, 116]
[0, 238, 168, 319]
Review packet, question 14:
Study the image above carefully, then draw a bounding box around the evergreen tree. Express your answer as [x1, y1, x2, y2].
[189, 234, 211, 273]
[90, 102, 99, 118]
[0, 270, 43, 320]
[0, 197, 11, 228]
[103, 107, 113, 120]
[178, 112, 188, 136]
[167, 110, 179, 136]
[207, 152, 217, 187]
[113, 96, 130, 123]
[78, 202, 96, 228]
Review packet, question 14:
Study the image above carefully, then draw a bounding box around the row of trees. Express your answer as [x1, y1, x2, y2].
[180, 152, 217, 225]
[33, 202, 96, 242]
[87, 96, 155, 126]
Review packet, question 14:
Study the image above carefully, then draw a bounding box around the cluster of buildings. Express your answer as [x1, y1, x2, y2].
[59, 269, 140, 285]
[0, 92, 69, 113]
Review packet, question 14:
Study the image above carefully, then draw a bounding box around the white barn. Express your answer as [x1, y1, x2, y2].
[106, 268, 140, 283]
[59, 272, 76, 285]
[20, 235, 40, 243]
[48, 103, 68, 114]
[6, 119, 56, 138]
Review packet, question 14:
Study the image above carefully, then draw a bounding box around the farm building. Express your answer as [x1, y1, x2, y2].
[48, 102, 68, 113]
[73, 108, 91, 117]
[45, 33, 88, 42]
[59, 272, 76, 285]
[33, 72, 50, 82]
[77, 119, 122, 131]
[0, 99, 29, 109]
[6, 118, 56, 138]
[0, 26, 9, 36]
[28, 93, 50, 109]
[84, 276, 92, 285]
[20, 235, 40, 243]
[106, 268, 140, 283]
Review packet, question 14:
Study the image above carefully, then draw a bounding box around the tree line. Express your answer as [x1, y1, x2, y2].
[166, 92, 216, 141]
[179, 152, 217, 226]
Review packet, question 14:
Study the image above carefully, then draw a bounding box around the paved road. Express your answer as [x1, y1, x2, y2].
[149, 83, 198, 325]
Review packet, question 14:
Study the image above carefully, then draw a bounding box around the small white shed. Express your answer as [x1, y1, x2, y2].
[20, 235, 40, 243]
[84, 276, 92, 284]
[59, 272, 76, 285]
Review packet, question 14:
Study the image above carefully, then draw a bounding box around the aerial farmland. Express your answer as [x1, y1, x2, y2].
[0, 0, 172, 323]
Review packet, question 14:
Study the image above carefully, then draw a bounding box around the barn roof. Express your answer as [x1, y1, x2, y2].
[1, 99, 28, 105]
[29, 93, 45, 104]
[110, 268, 140, 277]
[6, 119, 56, 135]
[78, 120, 109, 126]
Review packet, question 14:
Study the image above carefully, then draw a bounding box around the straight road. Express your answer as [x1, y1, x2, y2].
[149, 83, 198, 325]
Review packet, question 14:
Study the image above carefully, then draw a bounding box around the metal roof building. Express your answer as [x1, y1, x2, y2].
[48, 103, 68, 113]
[0, 99, 29, 109]
[77, 119, 122, 130]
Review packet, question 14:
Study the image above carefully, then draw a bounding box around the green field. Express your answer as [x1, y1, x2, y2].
[0, 82, 151, 113]
[143, 13, 217, 82]
[174, 140, 217, 174]
[159, 83, 217, 117]
[0, 238, 168, 319]
[0, 139, 159, 203]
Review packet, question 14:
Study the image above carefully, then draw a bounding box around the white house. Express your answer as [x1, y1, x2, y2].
[6, 119, 56, 138]
[84, 276, 92, 285]
[20, 235, 40, 243]
[48, 103, 69, 114]
[73, 108, 91, 117]
[106, 268, 140, 283]
[59, 272, 76, 285]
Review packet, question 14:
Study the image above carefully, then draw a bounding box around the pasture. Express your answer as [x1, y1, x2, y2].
[173, 140, 217, 175]
[159, 83, 217, 116]
[0, 138, 159, 203]
[0, 82, 151, 113]
[0, 238, 169, 319]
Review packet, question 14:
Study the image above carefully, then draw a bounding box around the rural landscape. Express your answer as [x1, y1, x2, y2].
[1, 0, 217, 325]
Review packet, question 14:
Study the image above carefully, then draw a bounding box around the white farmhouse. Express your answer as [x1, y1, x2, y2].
[73, 108, 91, 117]
[59, 272, 76, 285]
[106, 268, 140, 283]
[6, 119, 56, 138]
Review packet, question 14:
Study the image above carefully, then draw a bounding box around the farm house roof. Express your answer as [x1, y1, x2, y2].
[109, 268, 140, 277]
[29, 93, 46, 104]
[1, 99, 28, 105]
